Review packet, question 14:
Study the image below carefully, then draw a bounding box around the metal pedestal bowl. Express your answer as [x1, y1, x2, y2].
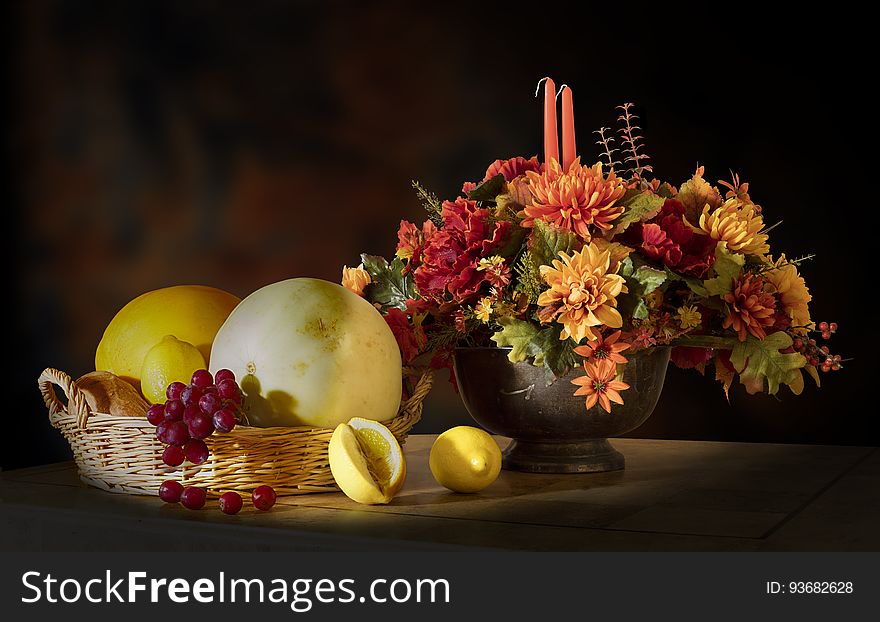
[453, 346, 670, 473]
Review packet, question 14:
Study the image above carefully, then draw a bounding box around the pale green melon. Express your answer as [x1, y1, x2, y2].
[210, 278, 402, 428]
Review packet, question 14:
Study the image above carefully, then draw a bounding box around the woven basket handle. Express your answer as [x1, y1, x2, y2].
[38, 368, 92, 429]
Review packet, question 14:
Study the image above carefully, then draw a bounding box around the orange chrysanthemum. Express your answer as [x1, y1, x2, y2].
[573, 330, 630, 365]
[699, 197, 769, 257]
[571, 360, 630, 413]
[521, 159, 626, 241]
[723, 273, 777, 341]
[764, 255, 812, 332]
[537, 243, 626, 343]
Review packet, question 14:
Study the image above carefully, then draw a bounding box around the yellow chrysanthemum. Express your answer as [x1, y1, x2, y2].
[474, 297, 494, 324]
[677, 305, 702, 330]
[522, 159, 626, 241]
[764, 255, 812, 332]
[341, 264, 371, 297]
[537, 243, 626, 343]
[699, 197, 769, 257]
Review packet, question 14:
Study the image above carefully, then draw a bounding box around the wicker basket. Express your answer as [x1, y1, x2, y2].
[38, 367, 432, 497]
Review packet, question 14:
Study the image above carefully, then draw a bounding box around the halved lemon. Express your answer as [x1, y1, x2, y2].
[328, 417, 406, 505]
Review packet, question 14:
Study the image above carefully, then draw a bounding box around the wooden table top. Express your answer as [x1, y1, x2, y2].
[1, 436, 877, 551]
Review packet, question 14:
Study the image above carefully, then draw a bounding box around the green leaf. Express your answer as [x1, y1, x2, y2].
[617, 258, 667, 321]
[609, 189, 665, 235]
[677, 173, 722, 223]
[632, 265, 666, 295]
[490, 317, 540, 363]
[491, 320, 579, 382]
[665, 268, 709, 297]
[729, 332, 806, 396]
[467, 174, 506, 203]
[703, 242, 744, 297]
[657, 182, 676, 199]
[360, 254, 418, 311]
[528, 325, 580, 381]
[530, 219, 579, 267]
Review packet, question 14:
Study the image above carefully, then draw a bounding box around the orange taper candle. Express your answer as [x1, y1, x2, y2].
[561, 85, 576, 169]
[542, 77, 559, 166]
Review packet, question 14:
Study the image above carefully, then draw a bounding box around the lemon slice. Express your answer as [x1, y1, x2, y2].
[328, 417, 406, 505]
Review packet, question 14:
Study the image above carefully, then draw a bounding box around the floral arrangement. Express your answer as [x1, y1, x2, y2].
[341, 87, 843, 414]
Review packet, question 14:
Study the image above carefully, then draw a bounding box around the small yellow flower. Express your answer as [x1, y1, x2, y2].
[677, 305, 702, 330]
[341, 264, 371, 297]
[477, 256, 505, 271]
[474, 297, 494, 323]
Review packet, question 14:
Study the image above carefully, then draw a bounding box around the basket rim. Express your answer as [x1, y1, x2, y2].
[39, 366, 433, 435]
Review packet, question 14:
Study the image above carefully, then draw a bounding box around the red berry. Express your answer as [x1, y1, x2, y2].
[252, 485, 277, 511]
[185, 439, 210, 465]
[166, 381, 186, 400]
[158, 480, 184, 503]
[191, 370, 214, 389]
[219, 491, 243, 515]
[157, 420, 190, 446]
[180, 487, 207, 510]
[820, 346, 830, 355]
[215, 369, 236, 383]
[821, 363, 832, 373]
[187, 413, 215, 440]
[180, 385, 203, 408]
[830, 322, 838, 333]
[822, 331, 832, 340]
[832, 363, 841, 371]
[213, 408, 237, 433]
[199, 393, 222, 415]
[147, 404, 166, 426]
[832, 355, 841, 363]
[818, 321, 829, 332]
[808, 338, 817, 346]
[793, 338, 803, 350]
[162, 444, 186, 467]
[164, 399, 185, 422]
[808, 357, 820, 366]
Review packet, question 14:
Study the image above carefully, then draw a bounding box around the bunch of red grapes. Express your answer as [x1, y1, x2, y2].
[146, 368, 276, 514]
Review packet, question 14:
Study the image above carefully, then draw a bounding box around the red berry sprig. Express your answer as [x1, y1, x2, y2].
[791, 323, 846, 373]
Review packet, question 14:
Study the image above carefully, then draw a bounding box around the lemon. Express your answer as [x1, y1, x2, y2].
[140, 335, 207, 404]
[95, 285, 240, 390]
[328, 417, 406, 505]
[429, 426, 501, 493]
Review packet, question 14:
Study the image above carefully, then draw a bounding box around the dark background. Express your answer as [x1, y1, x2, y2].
[6, 2, 874, 470]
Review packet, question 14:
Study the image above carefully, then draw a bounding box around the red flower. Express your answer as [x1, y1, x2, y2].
[623, 199, 717, 278]
[396, 219, 437, 272]
[484, 156, 542, 181]
[462, 156, 542, 194]
[670, 346, 713, 370]
[414, 198, 510, 303]
[384, 308, 426, 365]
